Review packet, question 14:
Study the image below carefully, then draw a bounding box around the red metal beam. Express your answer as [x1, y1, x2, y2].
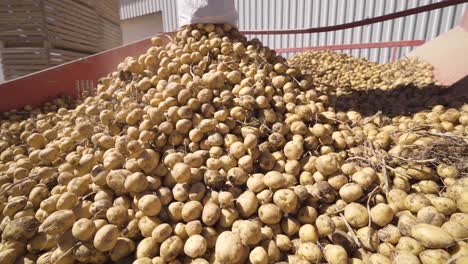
[240, 0, 467, 35]
[274, 40, 426, 53]
[0, 34, 173, 112]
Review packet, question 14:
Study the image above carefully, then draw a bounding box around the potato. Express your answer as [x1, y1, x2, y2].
[202, 202, 220, 226]
[297, 242, 322, 262]
[263, 171, 287, 189]
[258, 203, 282, 224]
[139, 216, 161, 237]
[72, 218, 96, 241]
[124, 172, 148, 192]
[377, 224, 401, 244]
[324, 244, 348, 264]
[315, 154, 339, 176]
[416, 206, 445, 226]
[299, 224, 318, 243]
[425, 195, 457, 216]
[40, 210, 75, 236]
[238, 220, 262, 246]
[2, 216, 39, 241]
[370, 203, 394, 227]
[297, 205, 318, 224]
[368, 254, 391, 264]
[396, 236, 424, 255]
[249, 246, 268, 264]
[215, 231, 247, 264]
[275, 234, 292, 252]
[357, 227, 379, 251]
[0, 248, 17, 264]
[93, 224, 119, 252]
[138, 194, 162, 216]
[441, 221, 468, 240]
[172, 163, 191, 184]
[185, 220, 202, 236]
[236, 190, 259, 217]
[339, 183, 363, 203]
[392, 251, 421, 264]
[397, 212, 418, 236]
[136, 237, 159, 259]
[316, 214, 335, 237]
[182, 201, 203, 222]
[405, 193, 431, 213]
[344, 203, 369, 228]
[418, 249, 449, 264]
[160, 236, 183, 261]
[110, 237, 136, 261]
[184, 234, 207, 258]
[411, 223, 454, 249]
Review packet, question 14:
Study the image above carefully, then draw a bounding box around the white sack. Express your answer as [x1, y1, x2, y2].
[177, 0, 238, 27]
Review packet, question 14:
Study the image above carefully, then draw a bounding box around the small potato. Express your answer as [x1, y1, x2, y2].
[368, 254, 391, 264]
[124, 172, 148, 192]
[56, 192, 78, 210]
[202, 202, 220, 226]
[72, 218, 96, 241]
[182, 201, 203, 222]
[425, 195, 457, 216]
[238, 220, 262, 246]
[411, 223, 454, 249]
[139, 216, 161, 238]
[273, 189, 298, 214]
[93, 224, 119, 252]
[377, 224, 401, 244]
[40, 210, 76, 236]
[236, 190, 259, 217]
[136, 237, 158, 259]
[215, 231, 247, 264]
[370, 203, 394, 227]
[324, 244, 348, 264]
[416, 206, 445, 226]
[344, 203, 369, 228]
[258, 203, 282, 224]
[110, 237, 136, 261]
[299, 224, 318, 243]
[186, 220, 202, 236]
[405, 193, 431, 213]
[297, 205, 318, 224]
[160, 236, 183, 261]
[378, 243, 396, 258]
[441, 221, 468, 240]
[357, 227, 379, 252]
[419, 249, 449, 264]
[275, 234, 292, 251]
[152, 223, 173, 243]
[315, 214, 335, 237]
[249, 246, 268, 264]
[396, 236, 424, 255]
[392, 251, 421, 264]
[297, 242, 322, 263]
[172, 163, 191, 183]
[184, 234, 207, 258]
[138, 194, 162, 216]
[263, 171, 287, 189]
[339, 183, 363, 203]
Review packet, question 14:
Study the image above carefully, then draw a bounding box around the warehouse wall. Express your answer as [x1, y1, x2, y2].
[122, 12, 164, 44]
[0, 41, 4, 83]
[120, 0, 467, 63]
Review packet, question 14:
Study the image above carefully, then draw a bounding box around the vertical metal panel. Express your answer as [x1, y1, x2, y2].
[235, 0, 467, 63]
[120, 0, 467, 63]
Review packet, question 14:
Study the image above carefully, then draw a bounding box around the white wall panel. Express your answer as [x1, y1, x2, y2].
[120, 0, 467, 63]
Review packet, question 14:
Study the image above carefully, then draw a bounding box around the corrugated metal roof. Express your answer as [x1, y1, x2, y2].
[120, 0, 467, 63]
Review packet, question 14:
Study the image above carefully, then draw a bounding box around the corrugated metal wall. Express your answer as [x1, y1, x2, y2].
[120, 0, 467, 63]
[120, 0, 177, 32]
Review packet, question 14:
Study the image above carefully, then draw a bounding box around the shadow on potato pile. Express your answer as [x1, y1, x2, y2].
[329, 75, 468, 118]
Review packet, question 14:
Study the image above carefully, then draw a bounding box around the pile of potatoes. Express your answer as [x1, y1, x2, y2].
[288, 50, 435, 95]
[0, 23, 467, 264]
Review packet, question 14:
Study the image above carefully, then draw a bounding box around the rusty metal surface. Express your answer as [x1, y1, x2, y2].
[0, 33, 173, 112]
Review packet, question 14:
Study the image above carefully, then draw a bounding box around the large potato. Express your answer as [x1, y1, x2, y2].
[215, 231, 247, 264]
[40, 210, 75, 236]
[93, 224, 119, 252]
[411, 223, 454, 249]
